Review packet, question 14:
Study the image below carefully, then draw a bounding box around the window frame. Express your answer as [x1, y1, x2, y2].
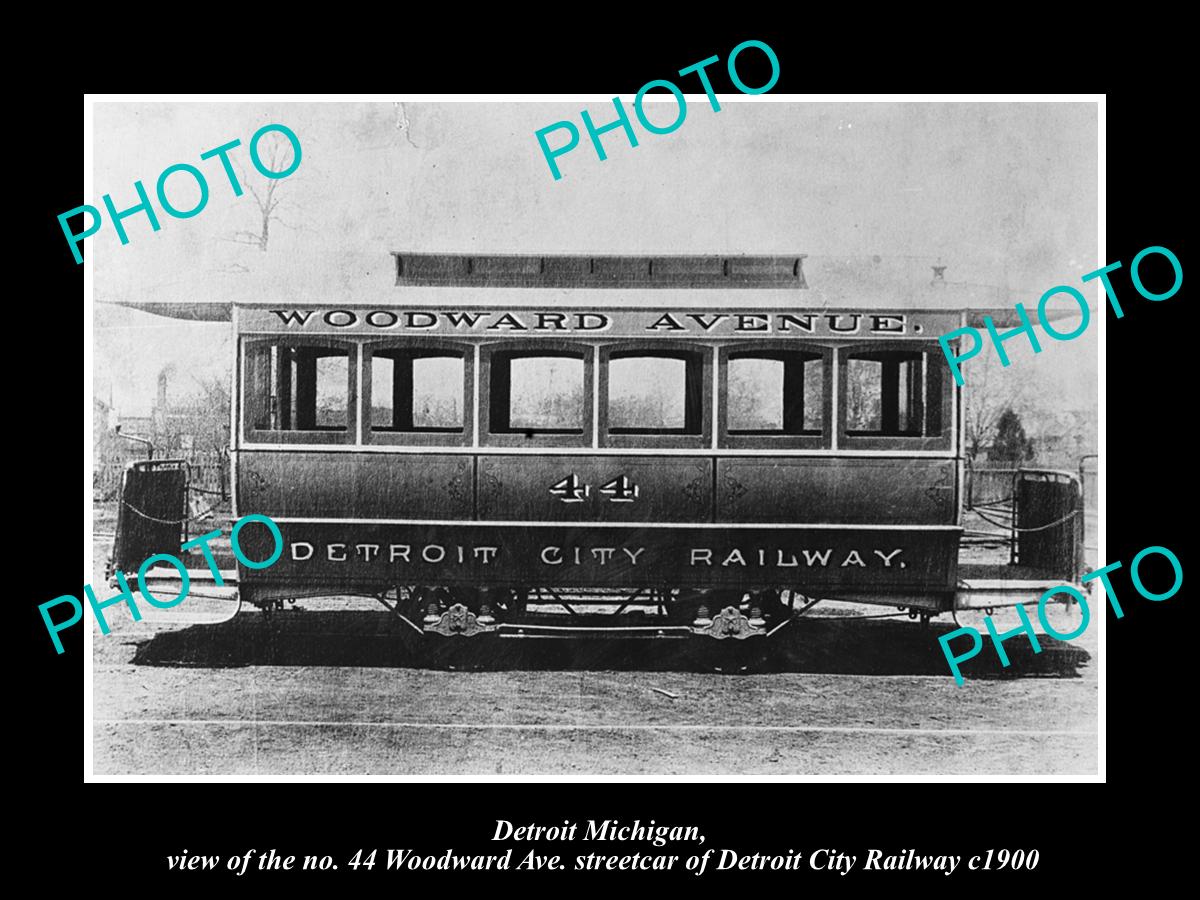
[718, 341, 833, 450]
[598, 341, 712, 450]
[241, 336, 358, 445]
[835, 341, 952, 451]
[480, 341, 596, 448]
[362, 339, 474, 447]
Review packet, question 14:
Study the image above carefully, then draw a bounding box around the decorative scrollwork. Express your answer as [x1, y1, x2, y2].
[692, 605, 764, 640]
[722, 471, 748, 507]
[424, 603, 498, 637]
[683, 462, 708, 505]
[477, 470, 502, 516]
[924, 468, 953, 503]
[446, 471, 468, 505]
[244, 469, 268, 501]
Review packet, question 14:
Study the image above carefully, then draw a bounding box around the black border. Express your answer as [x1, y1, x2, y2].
[27, 19, 1193, 888]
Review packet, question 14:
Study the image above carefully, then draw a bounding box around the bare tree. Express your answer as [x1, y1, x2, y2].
[961, 351, 1042, 462]
[225, 132, 300, 251]
[172, 374, 232, 450]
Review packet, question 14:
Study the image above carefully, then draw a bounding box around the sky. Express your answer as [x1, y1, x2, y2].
[91, 100, 1098, 416]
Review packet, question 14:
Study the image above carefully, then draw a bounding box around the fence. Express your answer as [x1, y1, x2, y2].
[965, 467, 1017, 508]
[1078, 455, 1098, 511]
[967, 458, 1098, 513]
[93, 447, 228, 501]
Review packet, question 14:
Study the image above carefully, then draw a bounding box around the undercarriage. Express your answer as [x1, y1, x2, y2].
[375, 585, 826, 641]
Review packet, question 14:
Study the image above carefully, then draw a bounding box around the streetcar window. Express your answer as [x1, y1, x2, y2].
[246, 343, 350, 432]
[727, 352, 824, 434]
[844, 350, 942, 436]
[607, 353, 702, 434]
[370, 351, 464, 432]
[490, 351, 586, 433]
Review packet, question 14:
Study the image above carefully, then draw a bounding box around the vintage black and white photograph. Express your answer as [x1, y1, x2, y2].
[87, 98, 1099, 777]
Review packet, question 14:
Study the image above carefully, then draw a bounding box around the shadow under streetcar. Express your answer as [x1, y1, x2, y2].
[128, 608, 1091, 678]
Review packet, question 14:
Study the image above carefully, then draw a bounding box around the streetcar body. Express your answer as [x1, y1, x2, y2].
[113, 253, 1086, 639]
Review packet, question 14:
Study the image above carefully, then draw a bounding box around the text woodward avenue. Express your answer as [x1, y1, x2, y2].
[262, 308, 928, 336]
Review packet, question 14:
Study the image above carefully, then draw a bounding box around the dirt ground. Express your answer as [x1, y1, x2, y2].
[89, 535, 1098, 777]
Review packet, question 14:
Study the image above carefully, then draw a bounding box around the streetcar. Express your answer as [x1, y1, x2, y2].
[108, 252, 1086, 642]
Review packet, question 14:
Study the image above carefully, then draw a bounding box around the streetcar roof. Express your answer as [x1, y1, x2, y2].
[97, 251, 1074, 328]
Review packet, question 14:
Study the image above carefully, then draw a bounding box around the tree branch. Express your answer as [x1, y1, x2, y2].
[396, 102, 418, 149]
[216, 234, 265, 247]
[244, 178, 265, 209]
